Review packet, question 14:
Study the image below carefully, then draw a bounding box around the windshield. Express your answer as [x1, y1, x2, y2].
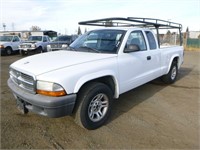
[53, 36, 71, 42]
[0, 36, 13, 42]
[70, 29, 125, 53]
[28, 36, 42, 41]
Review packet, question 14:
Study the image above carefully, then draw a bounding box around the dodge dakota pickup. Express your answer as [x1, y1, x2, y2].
[8, 17, 184, 129]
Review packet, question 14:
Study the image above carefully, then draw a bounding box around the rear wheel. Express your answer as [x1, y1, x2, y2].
[162, 61, 178, 84]
[74, 82, 113, 130]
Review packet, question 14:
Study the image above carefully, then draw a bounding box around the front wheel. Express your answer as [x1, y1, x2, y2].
[20, 50, 26, 56]
[5, 47, 13, 55]
[36, 47, 43, 53]
[162, 61, 178, 84]
[74, 82, 113, 130]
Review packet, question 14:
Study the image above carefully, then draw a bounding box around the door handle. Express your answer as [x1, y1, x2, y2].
[147, 56, 151, 60]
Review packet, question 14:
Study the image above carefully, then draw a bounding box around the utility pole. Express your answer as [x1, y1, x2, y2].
[12, 22, 15, 31]
[3, 23, 6, 31]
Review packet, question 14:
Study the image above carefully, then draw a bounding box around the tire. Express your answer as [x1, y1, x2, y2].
[37, 47, 43, 53]
[5, 47, 12, 55]
[74, 82, 113, 130]
[20, 50, 26, 56]
[162, 61, 178, 84]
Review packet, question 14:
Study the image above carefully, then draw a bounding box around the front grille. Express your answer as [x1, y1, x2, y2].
[21, 44, 31, 48]
[9, 68, 35, 93]
[51, 44, 62, 48]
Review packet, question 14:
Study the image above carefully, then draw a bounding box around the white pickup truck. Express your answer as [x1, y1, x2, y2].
[18, 35, 50, 55]
[0, 35, 21, 55]
[8, 17, 184, 129]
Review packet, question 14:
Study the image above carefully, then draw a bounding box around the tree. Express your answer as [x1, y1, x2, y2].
[30, 25, 41, 31]
[186, 27, 189, 39]
[163, 30, 171, 44]
[78, 26, 82, 35]
[84, 28, 87, 33]
[166, 30, 171, 35]
[186, 27, 189, 33]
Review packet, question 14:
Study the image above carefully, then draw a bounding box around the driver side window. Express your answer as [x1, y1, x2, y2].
[126, 31, 147, 51]
[13, 36, 20, 42]
[43, 36, 47, 42]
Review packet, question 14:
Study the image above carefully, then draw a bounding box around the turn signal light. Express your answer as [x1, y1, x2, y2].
[37, 89, 66, 97]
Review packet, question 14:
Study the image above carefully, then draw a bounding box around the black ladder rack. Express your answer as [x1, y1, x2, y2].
[79, 17, 182, 29]
[78, 17, 183, 46]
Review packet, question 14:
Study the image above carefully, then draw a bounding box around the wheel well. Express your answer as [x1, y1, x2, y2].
[72, 76, 116, 115]
[173, 57, 179, 64]
[78, 76, 115, 97]
[5, 46, 13, 50]
[38, 46, 42, 49]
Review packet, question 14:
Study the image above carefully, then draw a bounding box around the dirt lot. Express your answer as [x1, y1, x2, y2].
[1, 51, 199, 149]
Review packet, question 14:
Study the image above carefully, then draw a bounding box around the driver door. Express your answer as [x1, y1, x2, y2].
[12, 36, 21, 51]
[118, 30, 154, 94]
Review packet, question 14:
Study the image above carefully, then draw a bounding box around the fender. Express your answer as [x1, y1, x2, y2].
[74, 70, 120, 98]
[167, 54, 179, 73]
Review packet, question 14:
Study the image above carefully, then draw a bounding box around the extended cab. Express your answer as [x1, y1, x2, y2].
[18, 35, 50, 55]
[0, 35, 21, 55]
[8, 17, 184, 129]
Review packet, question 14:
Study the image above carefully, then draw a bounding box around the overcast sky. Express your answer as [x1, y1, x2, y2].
[0, 0, 199, 34]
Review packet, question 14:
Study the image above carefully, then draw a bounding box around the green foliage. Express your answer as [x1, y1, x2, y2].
[30, 26, 41, 31]
[78, 26, 82, 35]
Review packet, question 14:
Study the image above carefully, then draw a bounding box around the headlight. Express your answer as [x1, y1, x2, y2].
[47, 45, 51, 52]
[0, 45, 4, 48]
[61, 44, 68, 48]
[31, 44, 36, 48]
[36, 81, 66, 97]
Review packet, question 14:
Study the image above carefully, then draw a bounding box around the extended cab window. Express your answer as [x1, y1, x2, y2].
[145, 31, 157, 50]
[126, 31, 147, 51]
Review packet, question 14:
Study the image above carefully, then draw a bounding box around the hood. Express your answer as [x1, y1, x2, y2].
[49, 41, 69, 45]
[22, 41, 37, 44]
[10, 50, 117, 76]
[0, 41, 10, 45]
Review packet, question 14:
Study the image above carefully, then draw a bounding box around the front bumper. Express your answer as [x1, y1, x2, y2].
[0, 48, 6, 55]
[8, 78, 77, 118]
[19, 48, 36, 51]
[47, 47, 63, 52]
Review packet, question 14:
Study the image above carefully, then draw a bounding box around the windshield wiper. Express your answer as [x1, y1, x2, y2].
[66, 46, 77, 51]
[79, 46, 101, 53]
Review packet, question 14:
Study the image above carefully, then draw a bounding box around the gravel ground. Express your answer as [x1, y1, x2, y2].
[1, 51, 199, 149]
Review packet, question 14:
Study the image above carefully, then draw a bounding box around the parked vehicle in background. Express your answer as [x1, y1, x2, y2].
[47, 35, 78, 52]
[0, 35, 21, 55]
[8, 17, 184, 130]
[18, 35, 50, 55]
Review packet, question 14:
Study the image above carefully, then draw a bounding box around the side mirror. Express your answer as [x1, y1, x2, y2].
[124, 44, 140, 53]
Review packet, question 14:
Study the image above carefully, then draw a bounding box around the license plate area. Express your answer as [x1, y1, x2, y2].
[16, 99, 29, 114]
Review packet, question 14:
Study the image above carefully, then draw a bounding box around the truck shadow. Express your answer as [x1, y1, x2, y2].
[107, 67, 193, 124]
